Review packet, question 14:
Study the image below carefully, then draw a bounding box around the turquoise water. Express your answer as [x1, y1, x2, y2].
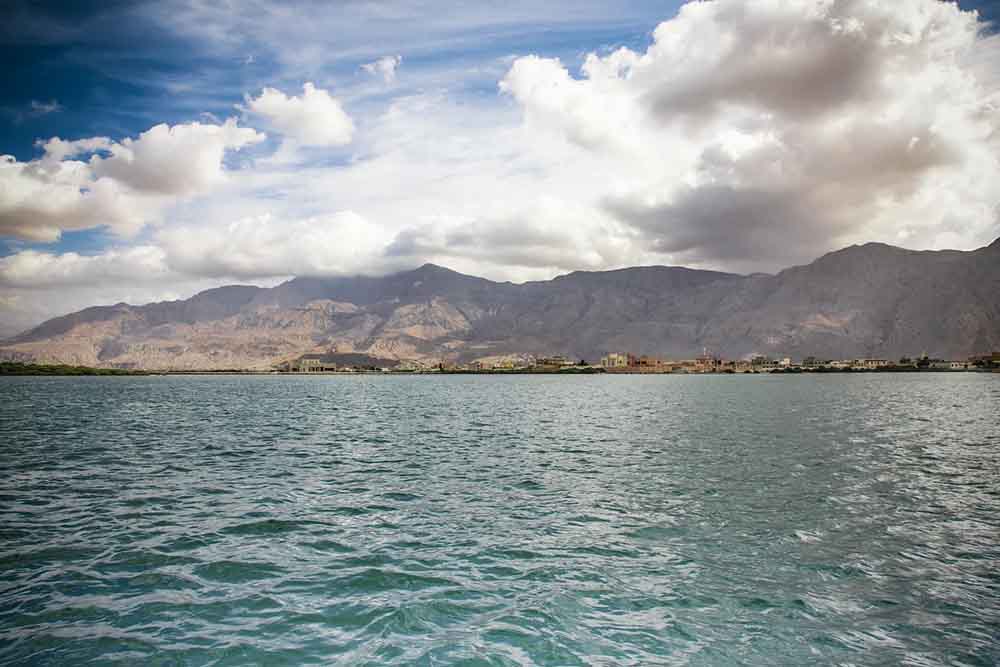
[1, 374, 998, 665]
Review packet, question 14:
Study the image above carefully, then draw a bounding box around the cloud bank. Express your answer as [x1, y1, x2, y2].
[502, 0, 1000, 268]
[0, 119, 264, 242]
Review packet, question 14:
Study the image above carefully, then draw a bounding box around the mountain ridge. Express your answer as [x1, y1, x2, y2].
[3, 238, 998, 369]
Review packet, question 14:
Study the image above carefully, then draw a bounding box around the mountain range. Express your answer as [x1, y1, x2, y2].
[3, 239, 999, 369]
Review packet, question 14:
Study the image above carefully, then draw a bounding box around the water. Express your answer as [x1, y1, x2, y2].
[1, 374, 998, 665]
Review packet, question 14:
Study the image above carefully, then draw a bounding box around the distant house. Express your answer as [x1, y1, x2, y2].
[600, 352, 631, 368]
[855, 359, 890, 369]
[969, 352, 1000, 368]
[284, 354, 337, 372]
[730, 360, 754, 372]
[537, 355, 576, 368]
[751, 356, 779, 370]
[696, 354, 722, 371]
[637, 355, 664, 368]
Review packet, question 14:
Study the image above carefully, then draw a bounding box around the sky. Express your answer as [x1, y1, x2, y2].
[1, 0, 999, 336]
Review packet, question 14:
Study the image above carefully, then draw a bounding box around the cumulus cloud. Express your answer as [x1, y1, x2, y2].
[87, 119, 264, 195]
[0, 119, 264, 242]
[362, 55, 403, 83]
[0, 246, 170, 289]
[245, 82, 354, 148]
[502, 0, 1000, 271]
[0, 154, 145, 241]
[158, 211, 389, 279]
[386, 197, 631, 272]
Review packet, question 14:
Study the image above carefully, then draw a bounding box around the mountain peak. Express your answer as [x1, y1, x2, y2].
[414, 262, 451, 273]
[809, 241, 903, 265]
[403, 262, 485, 285]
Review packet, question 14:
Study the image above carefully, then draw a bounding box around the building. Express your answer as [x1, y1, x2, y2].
[636, 355, 665, 368]
[855, 359, 890, 370]
[969, 352, 1000, 368]
[751, 356, 779, 371]
[536, 355, 576, 368]
[601, 352, 632, 368]
[729, 360, 754, 372]
[695, 354, 723, 371]
[284, 354, 337, 372]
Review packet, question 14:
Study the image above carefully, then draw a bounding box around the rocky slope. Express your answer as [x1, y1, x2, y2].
[2, 240, 998, 369]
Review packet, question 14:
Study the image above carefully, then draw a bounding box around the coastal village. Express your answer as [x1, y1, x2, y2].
[278, 351, 1000, 374]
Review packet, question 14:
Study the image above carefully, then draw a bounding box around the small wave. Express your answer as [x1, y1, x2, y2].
[221, 519, 316, 536]
[193, 560, 287, 583]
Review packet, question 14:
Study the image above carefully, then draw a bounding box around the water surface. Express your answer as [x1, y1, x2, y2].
[1, 374, 998, 665]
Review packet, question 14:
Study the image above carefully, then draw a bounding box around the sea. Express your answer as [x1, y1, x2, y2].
[1, 373, 998, 665]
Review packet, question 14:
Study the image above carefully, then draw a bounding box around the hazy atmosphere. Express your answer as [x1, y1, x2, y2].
[2, 0, 1000, 337]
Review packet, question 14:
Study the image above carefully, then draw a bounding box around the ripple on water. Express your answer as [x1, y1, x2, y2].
[221, 519, 319, 536]
[192, 561, 287, 584]
[1, 373, 999, 666]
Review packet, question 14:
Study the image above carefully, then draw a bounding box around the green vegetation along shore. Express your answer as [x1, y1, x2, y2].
[0, 362, 147, 376]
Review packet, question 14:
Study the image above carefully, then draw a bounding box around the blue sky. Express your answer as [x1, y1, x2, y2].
[1, 0, 999, 334]
[0, 1, 687, 261]
[0, 2, 679, 159]
[6, 0, 996, 165]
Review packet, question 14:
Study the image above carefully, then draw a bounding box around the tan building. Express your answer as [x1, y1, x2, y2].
[285, 354, 337, 372]
[855, 359, 890, 369]
[601, 352, 631, 368]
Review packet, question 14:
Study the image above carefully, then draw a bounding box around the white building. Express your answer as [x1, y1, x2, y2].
[601, 353, 630, 368]
[855, 359, 890, 369]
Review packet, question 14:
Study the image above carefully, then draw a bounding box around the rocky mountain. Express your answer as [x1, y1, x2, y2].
[2, 239, 998, 369]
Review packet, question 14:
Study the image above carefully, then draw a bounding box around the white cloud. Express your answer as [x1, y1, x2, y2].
[362, 55, 403, 83]
[0, 246, 170, 289]
[386, 196, 632, 273]
[0, 154, 147, 241]
[501, 0, 1000, 271]
[38, 136, 113, 162]
[499, 54, 646, 155]
[89, 119, 264, 195]
[0, 119, 264, 242]
[158, 211, 390, 279]
[245, 82, 354, 149]
[202, 90, 648, 280]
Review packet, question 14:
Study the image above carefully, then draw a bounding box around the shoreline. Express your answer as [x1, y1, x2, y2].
[2, 363, 997, 377]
